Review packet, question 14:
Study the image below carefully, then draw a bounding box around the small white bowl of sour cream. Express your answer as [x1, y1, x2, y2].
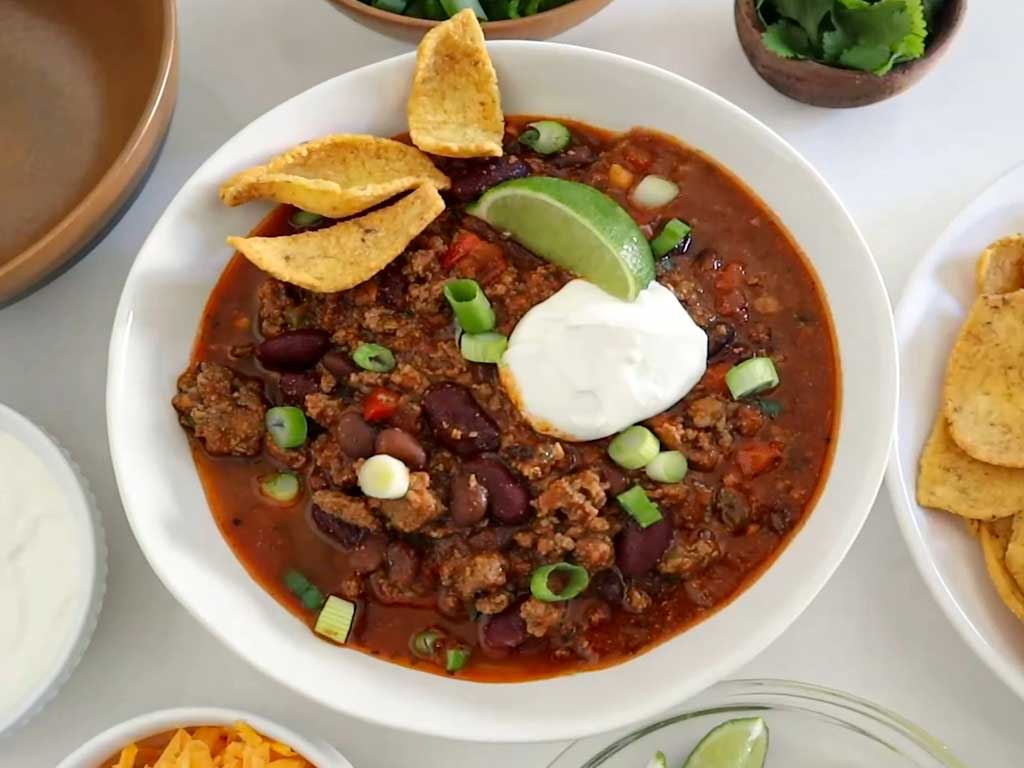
[0, 403, 106, 735]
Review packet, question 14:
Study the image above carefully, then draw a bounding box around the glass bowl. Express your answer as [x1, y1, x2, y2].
[549, 680, 968, 768]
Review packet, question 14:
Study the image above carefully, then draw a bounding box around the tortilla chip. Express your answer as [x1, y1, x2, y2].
[228, 184, 444, 293]
[1005, 513, 1024, 593]
[408, 9, 504, 158]
[219, 135, 449, 219]
[917, 415, 1024, 519]
[980, 519, 1024, 623]
[943, 290, 1024, 468]
[976, 235, 1024, 294]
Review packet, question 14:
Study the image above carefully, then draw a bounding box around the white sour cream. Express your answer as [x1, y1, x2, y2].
[499, 279, 708, 441]
[0, 430, 82, 724]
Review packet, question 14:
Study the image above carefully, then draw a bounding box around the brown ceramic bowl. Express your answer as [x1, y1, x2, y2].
[735, 0, 965, 108]
[0, 0, 178, 306]
[325, 0, 614, 42]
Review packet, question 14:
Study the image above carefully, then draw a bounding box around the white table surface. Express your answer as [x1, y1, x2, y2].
[2, 0, 1020, 765]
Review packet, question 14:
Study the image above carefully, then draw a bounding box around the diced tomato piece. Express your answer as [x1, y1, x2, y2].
[442, 231, 483, 270]
[702, 361, 732, 394]
[735, 440, 784, 478]
[458, 240, 508, 285]
[363, 387, 400, 423]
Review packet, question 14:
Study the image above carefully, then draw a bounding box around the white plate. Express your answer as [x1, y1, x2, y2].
[107, 42, 897, 742]
[888, 162, 1024, 704]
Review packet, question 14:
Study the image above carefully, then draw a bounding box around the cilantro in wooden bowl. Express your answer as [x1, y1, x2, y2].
[735, 0, 965, 107]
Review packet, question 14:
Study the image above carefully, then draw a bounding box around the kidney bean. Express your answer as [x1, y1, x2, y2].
[257, 329, 330, 371]
[377, 263, 408, 310]
[386, 541, 420, 588]
[616, 517, 673, 577]
[463, 455, 531, 525]
[598, 461, 629, 497]
[375, 428, 427, 469]
[311, 506, 366, 549]
[706, 321, 735, 359]
[347, 533, 388, 574]
[278, 372, 319, 404]
[335, 411, 377, 459]
[450, 471, 489, 527]
[447, 156, 531, 203]
[321, 348, 357, 380]
[479, 605, 528, 652]
[589, 568, 625, 605]
[421, 383, 500, 456]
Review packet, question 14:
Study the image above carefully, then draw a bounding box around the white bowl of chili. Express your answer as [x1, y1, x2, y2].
[108, 42, 897, 742]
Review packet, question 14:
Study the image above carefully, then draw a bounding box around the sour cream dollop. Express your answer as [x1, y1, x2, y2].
[499, 279, 707, 441]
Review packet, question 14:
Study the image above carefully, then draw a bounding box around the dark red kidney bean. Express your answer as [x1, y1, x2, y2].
[386, 541, 420, 587]
[463, 455, 530, 525]
[278, 372, 319, 404]
[447, 156, 530, 203]
[375, 428, 427, 469]
[321, 348, 357, 380]
[450, 471, 489, 527]
[467, 525, 516, 551]
[347, 533, 387, 574]
[616, 517, 673, 577]
[310, 506, 366, 549]
[706, 321, 735, 359]
[421, 383, 499, 456]
[335, 411, 377, 459]
[479, 605, 528, 652]
[257, 329, 330, 371]
[589, 568, 625, 605]
[377, 263, 407, 310]
[598, 461, 629, 497]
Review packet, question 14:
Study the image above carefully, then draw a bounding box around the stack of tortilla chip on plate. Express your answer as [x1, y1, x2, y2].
[217, 9, 502, 293]
[917, 235, 1024, 621]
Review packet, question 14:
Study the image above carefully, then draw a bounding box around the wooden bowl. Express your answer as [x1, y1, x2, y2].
[325, 0, 615, 42]
[735, 0, 965, 108]
[0, 0, 177, 305]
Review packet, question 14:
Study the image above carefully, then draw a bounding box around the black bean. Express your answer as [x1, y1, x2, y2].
[616, 517, 673, 577]
[421, 383, 500, 456]
[375, 428, 427, 469]
[463, 455, 531, 525]
[716, 487, 751, 531]
[335, 411, 377, 459]
[450, 470, 489, 527]
[447, 156, 531, 203]
[257, 329, 330, 372]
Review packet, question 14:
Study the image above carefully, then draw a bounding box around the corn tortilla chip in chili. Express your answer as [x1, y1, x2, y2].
[917, 415, 1024, 520]
[219, 134, 449, 219]
[943, 290, 1024, 468]
[980, 518, 1024, 623]
[976, 235, 1024, 295]
[407, 9, 504, 159]
[227, 184, 445, 293]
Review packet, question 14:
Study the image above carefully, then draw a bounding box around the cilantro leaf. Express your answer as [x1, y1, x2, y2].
[770, 0, 834, 46]
[762, 21, 814, 59]
[833, 0, 913, 49]
[838, 43, 893, 72]
[821, 28, 851, 62]
[892, 0, 927, 62]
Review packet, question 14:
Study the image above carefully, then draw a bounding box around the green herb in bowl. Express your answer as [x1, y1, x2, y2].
[362, 0, 578, 20]
[757, 0, 945, 75]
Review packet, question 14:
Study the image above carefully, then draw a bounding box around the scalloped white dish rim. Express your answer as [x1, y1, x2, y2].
[107, 42, 897, 742]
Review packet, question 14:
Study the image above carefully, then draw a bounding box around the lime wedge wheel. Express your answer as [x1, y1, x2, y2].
[682, 717, 769, 768]
[465, 176, 655, 301]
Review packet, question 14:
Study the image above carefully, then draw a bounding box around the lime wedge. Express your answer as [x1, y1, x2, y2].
[466, 177, 654, 301]
[682, 718, 769, 768]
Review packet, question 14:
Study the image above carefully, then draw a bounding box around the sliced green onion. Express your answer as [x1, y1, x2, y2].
[315, 595, 356, 643]
[289, 210, 323, 229]
[631, 175, 679, 209]
[726, 357, 780, 400]
[445, 647, 471, 672]
[358, 454, 410, 499]
[260, 472, 300, 503]
[757, 398, 783, 418]
[530, 562, 590, 602]
[608, 425, 660, 470]
[266, 406, 308, 449]
[444, 279, 496, 334]
[372, 0, 407, 11]
[440, 0, 487, 19]
[645, 451, 688, 484]
[519, 121, 572, 155]
[352, 343, 396, 372]
[651, 218, 692, 258]
[301, 585, 326, 612]
[617, 485, 663, 528]
[283, 569, 311, 597]
[460, 331, 508, 364]
[410, 629, 440, 658]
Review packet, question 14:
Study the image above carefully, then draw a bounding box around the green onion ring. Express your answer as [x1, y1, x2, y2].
[530, 562, 590, 603]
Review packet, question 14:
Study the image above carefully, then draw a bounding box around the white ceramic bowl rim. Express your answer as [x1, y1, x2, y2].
[54, 707, 350, 768]
[0, 403, 105, 736]
[107, 41, 898, 742]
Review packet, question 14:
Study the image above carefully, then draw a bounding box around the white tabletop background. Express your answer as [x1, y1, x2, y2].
[1, 0, 1019, 765]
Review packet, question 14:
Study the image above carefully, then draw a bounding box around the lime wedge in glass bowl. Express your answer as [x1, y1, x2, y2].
[682, 718, 768, 768]
[466, 176, 654, 301]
